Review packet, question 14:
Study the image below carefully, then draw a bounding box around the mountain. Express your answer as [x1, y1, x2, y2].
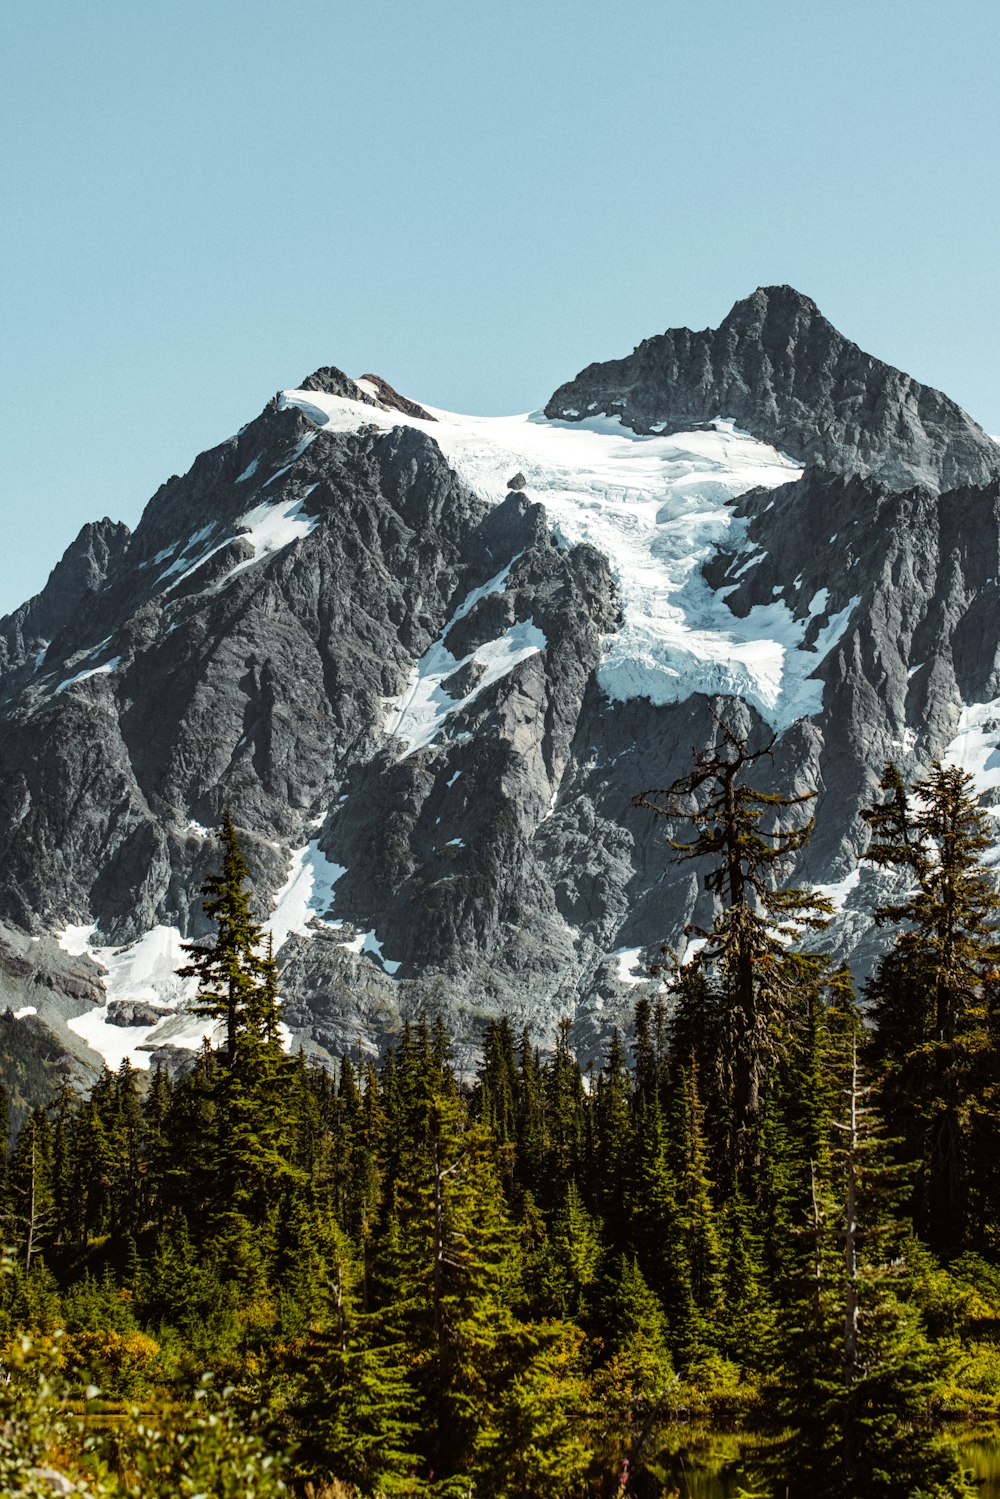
[546, 285, 1000, 492]
[2, 288, 1000, 1081]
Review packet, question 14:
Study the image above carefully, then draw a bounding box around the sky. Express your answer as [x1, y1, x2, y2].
[2, 0, 999, 615]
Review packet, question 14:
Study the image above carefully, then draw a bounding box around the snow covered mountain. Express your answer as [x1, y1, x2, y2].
[3, 286, 1000, 1081]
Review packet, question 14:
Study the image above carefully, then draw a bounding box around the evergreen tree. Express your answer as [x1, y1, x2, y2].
[770, 1039, 974, 1498]
[375, 1086, 520, 1485]
[514, 1026, 546, 1199]
[635, 715, 831, 1180]
[179, 811, 271, 1065]
[8, 1108, 54, 1271]
[863, 759, 1000, 1250]
[475, 1017, 518, 1147]
[673, 1062, 723, 1348]
[594, 1027, 632, 1234]
[593, 1255, 675, 1484]
[543, 1018, 586, 1201]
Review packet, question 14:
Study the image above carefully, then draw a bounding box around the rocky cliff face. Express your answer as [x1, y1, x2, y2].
[545, 285, 1000, 493]
[2, 299, 1000, 1078]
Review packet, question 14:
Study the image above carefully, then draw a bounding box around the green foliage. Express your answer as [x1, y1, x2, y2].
[864, 760, 1000, 1251]
[94, 1372, 290, 1498]
[635, 715, 832, 1180]
[2, 760, 1000, 1495]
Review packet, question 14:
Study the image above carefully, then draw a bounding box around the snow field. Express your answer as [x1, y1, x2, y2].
[944, 700, 1000, 864]
[268, 841, 402, 973]
[280, 387, 858, 732]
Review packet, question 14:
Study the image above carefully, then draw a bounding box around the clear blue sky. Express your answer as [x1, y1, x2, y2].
[2, 0, 998, 615]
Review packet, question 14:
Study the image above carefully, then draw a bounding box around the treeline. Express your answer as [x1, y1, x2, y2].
[3, 742, 1000, 1496]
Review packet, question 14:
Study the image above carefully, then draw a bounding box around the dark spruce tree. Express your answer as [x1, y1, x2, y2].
[635, 716, 832, 1182]
[178, 810, 271, 1065]
[767, 1039, 975, 1499]
[863, 760, 1000, 1251]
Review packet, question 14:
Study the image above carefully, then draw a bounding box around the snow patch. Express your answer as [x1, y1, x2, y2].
[235, 456, 260, 484]
[889, 727, 919, 755]
[59, 923, 98, 957]
[682, 935, 708, 966]
[281, 387, 849, 730]
[339, 928, 401, 975]
[216, 491, 319, 587]
[61, 924, 209, 1071]
[267, 840, 347, 951]
[385, 560, 546, 757]
[13, 1006, 37, 1020]
[54, 657, 121, 695]
[612, 947, 648, 987]
[812, 867, 861, 912]
[945, 698, 1000, 808]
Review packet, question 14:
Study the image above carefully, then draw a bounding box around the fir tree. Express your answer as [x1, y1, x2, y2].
[635, 715, 831, 1179]
[179, 811, 271, 1065]
[769, 1039, 974, 1498]
[375, 1086, 520, 1484]
[863, 759, 1000, 1249]
[8, 1108, 54, 1271]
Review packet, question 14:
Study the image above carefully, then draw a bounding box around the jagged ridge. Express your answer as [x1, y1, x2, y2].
[545, 285, 1000, 493]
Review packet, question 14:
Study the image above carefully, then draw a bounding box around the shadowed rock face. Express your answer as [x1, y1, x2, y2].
[2, 293, 1000, 1075]
[545, 285, 1000, 493]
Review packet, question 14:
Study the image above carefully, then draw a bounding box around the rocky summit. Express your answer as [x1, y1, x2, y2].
[3, 289, 1000, 1084]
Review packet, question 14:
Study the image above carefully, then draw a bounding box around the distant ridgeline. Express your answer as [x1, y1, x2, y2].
[0, 740, 997, 1497]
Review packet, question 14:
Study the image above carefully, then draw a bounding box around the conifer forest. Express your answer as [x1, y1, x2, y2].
[7, 731, 1000, 1498]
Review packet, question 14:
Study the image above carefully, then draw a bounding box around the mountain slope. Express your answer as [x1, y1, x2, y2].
[2, 296, 1000, 1075]
[546, 285, 1000, 492]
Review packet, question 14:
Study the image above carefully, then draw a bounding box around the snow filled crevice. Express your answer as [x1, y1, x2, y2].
[266, 840, 347, 950]
[152, 433, 319, 601]
[281, 385, 853, 731]
[384, 559, 546, 757]
[946, 699, 1000, 851]
[54, 655, 122, 695]
[611, 947, 650, 987]
[268, 842, 402, 972]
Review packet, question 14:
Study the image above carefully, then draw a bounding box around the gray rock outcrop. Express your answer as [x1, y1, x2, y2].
[545, 285, 1000, 492]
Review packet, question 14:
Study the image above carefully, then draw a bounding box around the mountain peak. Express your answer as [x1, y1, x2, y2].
[547, 289, 1000, 492]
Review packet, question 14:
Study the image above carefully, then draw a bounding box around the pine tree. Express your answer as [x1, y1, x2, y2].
[863, 759, 1000, 1250]
[673, 1062, 723, 1348]
[177, 816, 301, 1251]
[621, 1096, 695, 1363]
[593, 1255, 675, 1484]
[475, 1017, 518, 1147]
[769, 1039, 975, 1498]
[543, 1018, 586, 1202]
[375, 1086, 520, 1485]
[635, 715, 831, 1180]
[48, 1079, 77, 1249]
[179, 811, 271, 1065]
[141, 1063, 174, 1230]
[8, 1108, 55, 1271]
[541, 1179, 603, 1323]
[594, 1027, 632, 1234]
[293, 1308, 423, 1496]
[515, 1026, 546, 1199]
